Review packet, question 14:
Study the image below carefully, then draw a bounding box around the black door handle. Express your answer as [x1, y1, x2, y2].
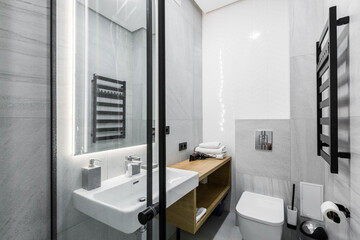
[138, 202, 160, 225]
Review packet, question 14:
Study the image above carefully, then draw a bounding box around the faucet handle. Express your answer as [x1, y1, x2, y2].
[89, 159, 102, 168]
[126, 155, 141, 161]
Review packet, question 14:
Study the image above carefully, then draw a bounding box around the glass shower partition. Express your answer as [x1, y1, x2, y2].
[54, 0, 163, 239]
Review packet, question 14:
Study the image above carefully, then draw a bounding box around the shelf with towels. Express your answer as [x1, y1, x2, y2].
[166, 156, 231, 234]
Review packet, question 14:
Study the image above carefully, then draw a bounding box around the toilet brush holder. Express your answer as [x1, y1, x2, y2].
[287, 205, 298, 229]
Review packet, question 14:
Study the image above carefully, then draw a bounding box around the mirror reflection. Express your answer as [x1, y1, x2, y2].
[74, 0, 149, 155]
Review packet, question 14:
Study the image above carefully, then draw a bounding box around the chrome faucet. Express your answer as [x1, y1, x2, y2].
[126, 155, 141, 162]
[125, 155, 141, 177]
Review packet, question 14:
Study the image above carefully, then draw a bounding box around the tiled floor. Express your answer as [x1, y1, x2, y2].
[169, 212, 242, 240]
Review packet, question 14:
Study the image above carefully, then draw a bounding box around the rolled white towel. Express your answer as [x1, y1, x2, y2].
[214, 153, 227, 159]
[195, 146, 226, 155]
[199, 142, 221, 149]
[204, 153, 227, 159]
[196, 207, 207, 223]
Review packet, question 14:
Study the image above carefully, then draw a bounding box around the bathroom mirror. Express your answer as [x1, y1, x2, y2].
[74, 0, 153, 155]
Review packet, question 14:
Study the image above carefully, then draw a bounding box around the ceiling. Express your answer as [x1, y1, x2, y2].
[79, 0, 240, 31]
[193, 0, 240, 13]
[79, 0, 146, 32]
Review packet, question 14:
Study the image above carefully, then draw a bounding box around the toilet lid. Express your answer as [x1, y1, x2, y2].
[236, 191, 284, 226]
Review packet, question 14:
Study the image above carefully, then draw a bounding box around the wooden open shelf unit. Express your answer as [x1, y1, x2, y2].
[166, 156, 231, 234]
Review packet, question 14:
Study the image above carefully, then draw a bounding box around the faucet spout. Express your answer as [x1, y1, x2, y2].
[125, 155, 142, 177]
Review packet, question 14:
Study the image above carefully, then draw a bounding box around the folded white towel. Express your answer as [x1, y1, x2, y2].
[199, 142, 221, 149]
[196, 207, 207, 223]
[195, 146, 226, 155]
[208, 153, 226, 159]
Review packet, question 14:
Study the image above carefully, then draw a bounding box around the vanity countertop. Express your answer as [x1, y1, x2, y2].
[169, 156, 231, 181]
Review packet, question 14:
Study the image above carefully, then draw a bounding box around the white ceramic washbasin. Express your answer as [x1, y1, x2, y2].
[73, 167, 198, 234]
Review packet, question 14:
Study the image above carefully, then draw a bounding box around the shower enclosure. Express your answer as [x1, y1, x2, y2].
[52, 0, 167, 239]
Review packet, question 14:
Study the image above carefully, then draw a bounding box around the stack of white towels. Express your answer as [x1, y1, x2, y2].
[195, 142, 227, 159]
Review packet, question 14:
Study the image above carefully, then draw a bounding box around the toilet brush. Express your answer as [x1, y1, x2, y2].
[287, 184, 298, 229]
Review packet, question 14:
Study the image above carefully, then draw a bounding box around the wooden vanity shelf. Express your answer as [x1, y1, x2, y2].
[167, 156, 231, 234]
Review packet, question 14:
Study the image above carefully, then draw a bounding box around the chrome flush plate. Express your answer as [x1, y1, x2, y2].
[255, 130, 273, 151]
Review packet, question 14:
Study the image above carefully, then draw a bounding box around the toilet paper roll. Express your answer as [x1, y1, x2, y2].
[321, 201, 342, 224]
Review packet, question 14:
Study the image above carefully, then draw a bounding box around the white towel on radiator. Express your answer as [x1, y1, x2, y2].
[199, 142, 221, 149]
[195, 146, 226, 155]
[196, 207, 207, 223]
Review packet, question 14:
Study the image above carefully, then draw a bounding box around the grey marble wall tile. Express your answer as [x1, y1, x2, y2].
[165, 0, 201, 77]
[164, 0, 202, 135]
[236, 174, 292, 206]
[0, 1, 49, 84]
[323, 0, 352, 17]
[193, 22, 202, 120]
[152, 218, 177, 240]
[235, 119, 291, 180]
[58, 218, 108, 240]
[324, 159, 351, 205]
[350, 153, 360, 196]
[0, 0, 49, 10]
[0, 0, 50, 119]
[290, 55, 317, 119]
[166, 62, 194, 120]
[350, 116, 360, 156]
[178, 0, 198, 27]
[350, 189, 360, 240]
[0, 117, 50, 240]
[166, 119, 202, 166]
[0, 80, 49, 118]
[166, 0, 193, 72]
[289, 0, 324, 57]
[191, 1, 202, 33]
[193, 75, 202, 121]
[132, 28, 146, 52]
[347, 0, 360, 117]
[192, 119, 203, 148]
[0, 0, 51, 239]
[290, 119, 325, 184]
[107, 226, 137, 240]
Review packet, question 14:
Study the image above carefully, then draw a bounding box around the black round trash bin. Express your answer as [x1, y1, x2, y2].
[300, 221, 328, 240]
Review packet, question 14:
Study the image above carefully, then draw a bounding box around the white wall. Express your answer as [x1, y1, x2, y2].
[202, 0, 290, 211]
[202, 0, 290, 149]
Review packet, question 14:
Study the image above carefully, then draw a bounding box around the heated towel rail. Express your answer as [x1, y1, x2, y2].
[316, 6, 350, 173]
[92, 74, 126, 143]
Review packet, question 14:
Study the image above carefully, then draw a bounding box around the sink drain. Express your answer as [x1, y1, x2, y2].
[138, 197, 146, 202]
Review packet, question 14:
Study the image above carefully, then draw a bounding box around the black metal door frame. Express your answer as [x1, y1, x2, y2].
[50, 0, 57, 239]
[146, 0, 153, 238]
[158, 0, 167, 239]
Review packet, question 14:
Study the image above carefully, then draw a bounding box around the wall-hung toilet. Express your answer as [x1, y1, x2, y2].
[236, 191, 284, 240]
